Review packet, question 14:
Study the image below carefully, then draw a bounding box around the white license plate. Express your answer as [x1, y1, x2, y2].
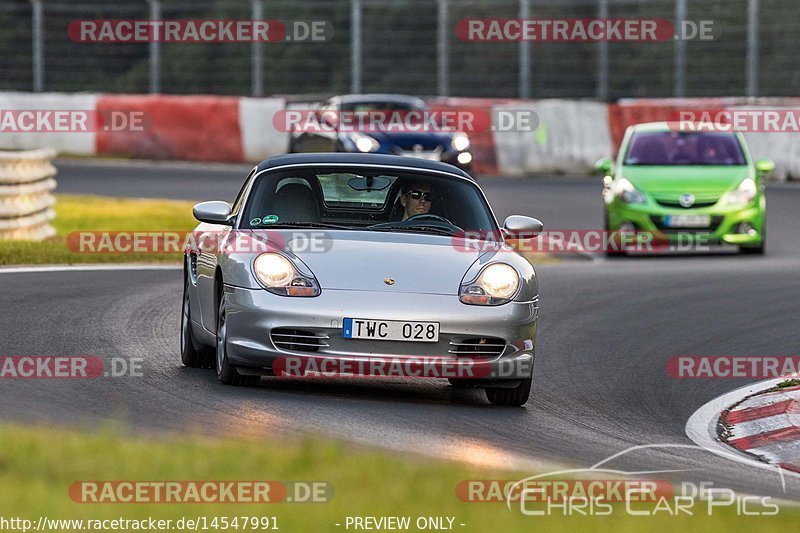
[342, 318, 439, 343]
[664, 215, 711, 228]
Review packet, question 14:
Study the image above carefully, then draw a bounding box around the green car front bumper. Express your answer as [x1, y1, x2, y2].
[606, 199, 765, 247]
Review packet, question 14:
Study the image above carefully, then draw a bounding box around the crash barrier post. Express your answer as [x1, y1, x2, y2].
[0, 148, 57, 241]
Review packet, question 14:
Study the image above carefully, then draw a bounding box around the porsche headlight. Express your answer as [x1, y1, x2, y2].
[253, 253, 320, 297]
[720, 178, 757, 207]
[451, 132, 471, 152]
[459, 263, 520, 306]
[612, 178, 646, 205]
[351, 132, 380, 153]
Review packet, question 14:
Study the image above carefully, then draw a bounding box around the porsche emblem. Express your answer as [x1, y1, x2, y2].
[384, 278, 396, 285]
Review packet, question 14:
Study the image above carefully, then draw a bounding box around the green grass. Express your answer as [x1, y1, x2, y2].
[0, 195, 197, 266]
[0, 423, 796, 532]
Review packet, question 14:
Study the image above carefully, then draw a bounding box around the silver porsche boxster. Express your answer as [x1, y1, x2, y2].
[181, 153, 543, 406]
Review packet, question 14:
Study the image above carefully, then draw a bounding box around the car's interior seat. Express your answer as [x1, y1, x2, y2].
[390, 190, 405, 220]
[272, 183, 320, 223]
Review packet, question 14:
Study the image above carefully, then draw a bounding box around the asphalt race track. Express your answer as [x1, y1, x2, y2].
[3, 159, 800, 499]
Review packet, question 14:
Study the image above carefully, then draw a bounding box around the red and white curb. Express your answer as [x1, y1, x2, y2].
[687, 378, 800, 481]
[720, 385, 800, 473]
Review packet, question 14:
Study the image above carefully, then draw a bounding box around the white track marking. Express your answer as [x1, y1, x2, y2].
[0, 264, 180, 274]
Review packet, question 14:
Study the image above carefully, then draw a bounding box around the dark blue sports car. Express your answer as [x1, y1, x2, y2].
[288, 94, 473, 171]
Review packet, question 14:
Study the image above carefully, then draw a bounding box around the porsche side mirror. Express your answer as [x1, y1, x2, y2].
[193, 201, 233, 225]
[755, 159, 775, 174]
[503, 215, 544, 239]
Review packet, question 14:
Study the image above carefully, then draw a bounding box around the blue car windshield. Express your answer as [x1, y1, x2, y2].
[241, 168, 498, 234]
[624, 131, 746, 166]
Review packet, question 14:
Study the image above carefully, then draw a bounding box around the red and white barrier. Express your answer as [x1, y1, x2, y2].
[1, 92, 798, 180]
[721, 385, 800, 473]
[97, 94, 244, 162]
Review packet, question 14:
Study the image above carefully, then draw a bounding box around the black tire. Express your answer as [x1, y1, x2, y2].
[181, 276, 214, 368]
[216, 289, 260, 387]
[485, 377, 533, 407]
[740, 243, 764, 255]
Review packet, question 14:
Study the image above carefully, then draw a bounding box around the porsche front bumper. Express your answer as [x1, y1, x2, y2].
[222, 285, 537, 382]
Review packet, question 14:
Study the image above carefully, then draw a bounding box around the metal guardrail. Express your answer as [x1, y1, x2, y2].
[0, 148, 57, 241]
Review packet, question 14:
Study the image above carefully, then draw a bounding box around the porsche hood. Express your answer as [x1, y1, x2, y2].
[284, 231, 496, 295]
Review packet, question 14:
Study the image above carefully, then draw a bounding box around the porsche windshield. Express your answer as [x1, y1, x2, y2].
[240, 168, 497, 234]
[624, 131, 746, 166]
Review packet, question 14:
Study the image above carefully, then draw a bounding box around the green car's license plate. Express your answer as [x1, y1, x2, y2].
[664, 215, 711, 228]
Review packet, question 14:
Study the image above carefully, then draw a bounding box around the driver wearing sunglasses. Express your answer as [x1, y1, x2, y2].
[399, 181, 434, 221]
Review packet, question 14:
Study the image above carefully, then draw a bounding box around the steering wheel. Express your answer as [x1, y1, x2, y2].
[405, 213, 453, 225]
[404, 213, 463, 232]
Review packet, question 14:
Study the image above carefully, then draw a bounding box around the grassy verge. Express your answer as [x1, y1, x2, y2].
[0, 195, 197, 266]
[0, 423, 795, 532]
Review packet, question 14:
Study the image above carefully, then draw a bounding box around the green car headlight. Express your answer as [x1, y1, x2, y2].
[612, 178, 646, 205]
[720, 178, 757, 208]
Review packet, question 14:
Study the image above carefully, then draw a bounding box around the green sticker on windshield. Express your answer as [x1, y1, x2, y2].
[249, 217, 262, 226]
[262, 215, 279, 224]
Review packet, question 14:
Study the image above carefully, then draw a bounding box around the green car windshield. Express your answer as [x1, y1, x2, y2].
[624, 131, 746, 166]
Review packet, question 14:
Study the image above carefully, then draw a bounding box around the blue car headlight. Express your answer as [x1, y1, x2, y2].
[350, 132, 380, 153]
[451, 132, 470, 152]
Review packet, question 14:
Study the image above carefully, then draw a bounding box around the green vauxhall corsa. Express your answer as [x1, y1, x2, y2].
[596, 122, 773, 255]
